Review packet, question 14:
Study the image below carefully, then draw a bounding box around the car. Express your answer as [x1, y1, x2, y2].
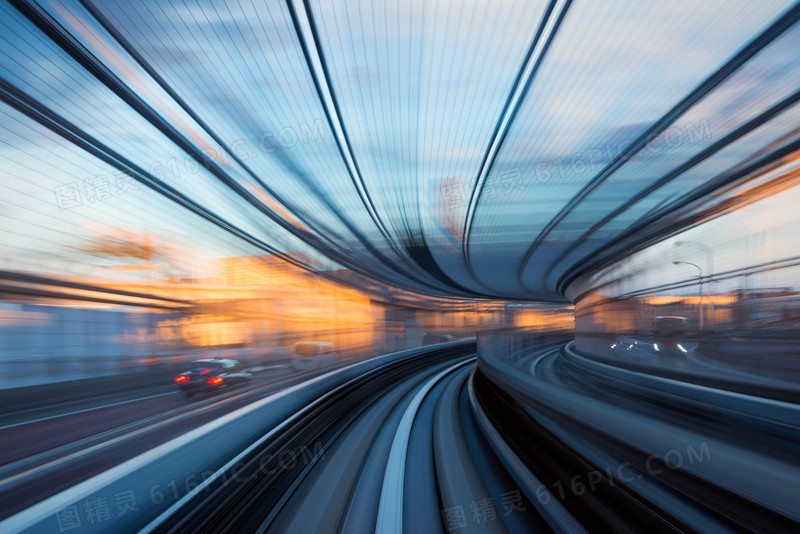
[651, 316, 696, 357]
[174, 359, 252, 398]
[609, 337, 659, 357]
[652, 316, 689, 337]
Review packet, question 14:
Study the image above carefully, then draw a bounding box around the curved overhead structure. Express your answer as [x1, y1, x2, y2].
[2, 0, 800, 302]
[3, 4, 800, 533]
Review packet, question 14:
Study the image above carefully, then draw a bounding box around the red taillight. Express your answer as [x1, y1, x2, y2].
[200, 369, 210, 374]
[175, 375, 190, 383]
[207, 377, 223, 385]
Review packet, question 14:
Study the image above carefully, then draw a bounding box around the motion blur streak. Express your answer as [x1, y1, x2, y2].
[1, 0, 800, 533]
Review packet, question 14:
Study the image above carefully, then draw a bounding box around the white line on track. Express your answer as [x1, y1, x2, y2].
[375, 357, 474, 534]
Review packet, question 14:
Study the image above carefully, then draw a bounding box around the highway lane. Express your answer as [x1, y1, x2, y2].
[0, 365, 338, 520]
[0, 372, 185, 429]
[1, 392, 183, 466]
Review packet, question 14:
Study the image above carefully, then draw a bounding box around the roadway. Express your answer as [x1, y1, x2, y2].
[0, 364, 322, 520]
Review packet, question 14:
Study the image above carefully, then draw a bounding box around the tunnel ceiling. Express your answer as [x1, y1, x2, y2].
[3, 1, 800, 301]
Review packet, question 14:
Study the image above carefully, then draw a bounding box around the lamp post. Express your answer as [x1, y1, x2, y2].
[673, 260, 703, 331]
[675, 240, 714, 329]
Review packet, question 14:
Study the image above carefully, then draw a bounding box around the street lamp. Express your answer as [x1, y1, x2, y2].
[675, 241, 713, 274]
[673, 260, 703, 330]
[675, 240, 714, 328]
